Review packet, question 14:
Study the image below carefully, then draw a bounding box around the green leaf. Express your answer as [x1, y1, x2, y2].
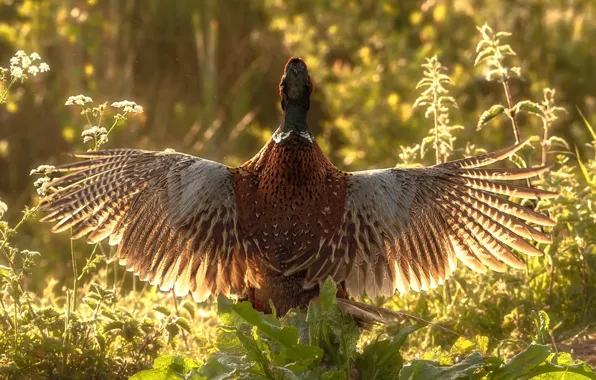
[306, 299, 322, 348]
[321, 371, 347, 380]
[515, 100, 544, 117]
[477, 105, 505, 131]
[316, 278, 360, 367]
[531, 311, 552, 345]
[153, 356, 178, 370]
[319, 277, 338, 309]
[217, 294, 244, 328]
[575, 145, 595, 189]
[450, 337, 476, 357]
[232, 301, 323, 363]
[102, 321, 123, 332]
[165, 323, 180, 339]
[356, 338, 404, 379]
[475, 48, 494, 66]
[475, 336, 489, 355]
[175, 317, 192, 334]
[199, 352, 255, 378]
[180, 300, 196, 319]
[153, 305, 172, 316]
[491, 344, 551, 380]
[129, 368, 182, 380]
[398, 351, 484, 380]
[0, 264, 11, 278]
[131, 355, 202, 380]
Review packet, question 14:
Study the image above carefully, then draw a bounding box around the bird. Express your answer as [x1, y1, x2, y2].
[38, 57, 557, 321]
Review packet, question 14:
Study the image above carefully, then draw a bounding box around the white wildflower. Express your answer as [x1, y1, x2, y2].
[39, 62, 50, 72]
[27, 66, 39, 76]
[65, 94, 93, 106]
[0, 200, 7, 219]
[33, 177, 51, 196]
[21, 250, 41, 256]
[9, 56, 19, 66]
[10, 66, 24, 79]
[98, 134, 108, 145]
[14, 50, 26, 58]
[112, 100, 143, 114]
[30, 164, 56, 175]
[29, 52, 41, 61]
[20, 55, 31, 69]
[82, 125, 107, 136]
[81, 126, 108, 144]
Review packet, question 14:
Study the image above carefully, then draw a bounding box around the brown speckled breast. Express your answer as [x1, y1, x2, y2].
[232, 135, 347, 313]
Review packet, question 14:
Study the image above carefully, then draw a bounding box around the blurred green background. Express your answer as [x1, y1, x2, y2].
[0, 0, 595, 288]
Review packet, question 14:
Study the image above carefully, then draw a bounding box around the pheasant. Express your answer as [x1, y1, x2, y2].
[39, 57, 556, 319]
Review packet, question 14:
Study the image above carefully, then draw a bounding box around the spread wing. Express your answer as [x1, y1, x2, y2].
[302, 138, 557, 298]
[39, 149, 254, 301]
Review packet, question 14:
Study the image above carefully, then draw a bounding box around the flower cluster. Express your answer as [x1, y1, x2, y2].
[33, 177, 51, 197]
[64, 94, 144, 150]
[7, 51, 50, 80]
[65, 94, 93, 106]
[1, 51, 50, 104]
[82, 126, 108, 145]
[111, 100, 143, 114]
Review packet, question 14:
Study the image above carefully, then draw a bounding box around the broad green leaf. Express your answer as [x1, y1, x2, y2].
[319, 277, 338, 309]
[317, 278, 360, 367]
[129, 368, 182, 380]
[232, 301, 323, 363]
[282, 308, 310, 345]
[477, 105, 505, 130]
[153, 356, 178, 369]
[131, 356, 202, 380]
[356, 338, 404, 379]
[321, 371, 347, 380]
[355, 321, 426, 379]
[491, 344, 551, 380]
[398, 351, 484, 380]
[199, 353, 255, 378]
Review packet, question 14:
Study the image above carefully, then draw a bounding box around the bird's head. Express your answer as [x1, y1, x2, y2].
[274, 57, 314, 144]
[279, 57, 313, 111]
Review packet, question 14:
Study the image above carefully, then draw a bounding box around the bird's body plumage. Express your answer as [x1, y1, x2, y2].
[39, 58, 557, 319]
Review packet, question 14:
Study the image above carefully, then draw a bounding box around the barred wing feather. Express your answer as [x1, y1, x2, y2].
[39, 149, 249, 301]
[304, 137, 557, 298]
